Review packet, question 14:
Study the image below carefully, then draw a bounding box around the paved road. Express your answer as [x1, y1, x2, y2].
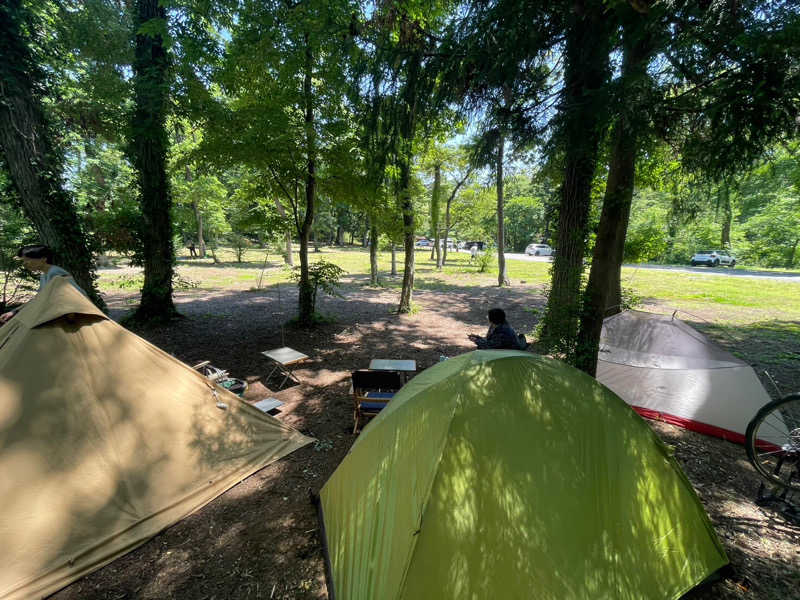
[498, 252, 800, 281]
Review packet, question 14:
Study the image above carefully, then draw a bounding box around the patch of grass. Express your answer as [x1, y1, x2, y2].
[98, 246, 800, 325]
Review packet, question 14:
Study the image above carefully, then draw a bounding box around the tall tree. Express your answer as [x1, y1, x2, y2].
[0, 0, 104, 308]
[128, 0, 176, 321]
[575, 4, 659, 375]
[202, 0, 358, 326]
[537, 2, 614, 355]
[358, 2, 451, 313]
[575, 0, 800, 374]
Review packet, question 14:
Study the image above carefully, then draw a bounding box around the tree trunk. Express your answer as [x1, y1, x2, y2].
[369, 221, 379, 285]
[191, 199, 206, 257]
[538, 5, 611, 356]
[786, 237, 799, 269]
[575, 120, 637, 375]
[398, 157, 416, 313]
[441, 165, 472, 266]
[187, 131, 206, 257]
[128, 0, 176, 321]
[336, 225, 344, 246]
[497, 132, 510, 286]
[312, 227, 320, 252]
[720, 181, 732, 248]
[0, 0, 103, 309]
[397, 51, 421, 314]
[391, 243, 397, 276]
[296, 36, 316, 327]
[432, 163, 442, 269]
[574, 16, 654, 376]
[442, 197, 451, 266]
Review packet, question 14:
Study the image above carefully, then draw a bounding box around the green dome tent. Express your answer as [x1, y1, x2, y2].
[319, 351, 727, 600]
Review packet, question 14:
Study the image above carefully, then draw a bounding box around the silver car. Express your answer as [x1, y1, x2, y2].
[690, 250, 736, 267]
[525, 243, 553, 256]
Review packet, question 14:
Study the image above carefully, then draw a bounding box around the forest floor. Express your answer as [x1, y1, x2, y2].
[49, 250, 800, 600]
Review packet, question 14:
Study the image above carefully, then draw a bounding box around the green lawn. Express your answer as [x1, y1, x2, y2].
[97, 246, 800, 321]
[97, 245, 800, 389]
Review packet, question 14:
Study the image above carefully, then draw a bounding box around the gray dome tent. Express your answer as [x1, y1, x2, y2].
[596, 310, 775, 443]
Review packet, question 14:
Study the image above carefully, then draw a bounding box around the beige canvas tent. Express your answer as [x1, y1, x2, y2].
[596, 310, 773, 443]
[0, 277, 312, 600]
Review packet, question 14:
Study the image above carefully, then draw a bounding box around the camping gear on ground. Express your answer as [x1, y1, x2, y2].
[0, 278, 312, 600]
[351, 369, 403, 433]
[745, 392, 799, 516]
[318, 351, 728, 600]
[596, 310, 773, 444]
[192, 360, 248, 396]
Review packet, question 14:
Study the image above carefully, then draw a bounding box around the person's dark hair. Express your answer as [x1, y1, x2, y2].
[487, 308, 506, 325]
[17, 244, 54, 264]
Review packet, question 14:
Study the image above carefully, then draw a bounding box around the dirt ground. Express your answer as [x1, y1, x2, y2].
[49, 277, 800, 600]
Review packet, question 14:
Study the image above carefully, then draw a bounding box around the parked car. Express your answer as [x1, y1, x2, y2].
[415, 239, 432, 248]
[690, 250, 736, 267]
[525, 243, 554, 257]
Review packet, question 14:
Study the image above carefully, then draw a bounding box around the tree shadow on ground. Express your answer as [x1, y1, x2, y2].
[50, 285, 799, 600]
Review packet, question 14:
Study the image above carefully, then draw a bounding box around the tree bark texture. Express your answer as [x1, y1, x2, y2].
[397, 52, 421, 314]
[538, 5, 611, 355]
[391, 244, 397, 276]
[574, 120, 637, 375]
[129, 0, 175, 320]
[0, 0, 104, 309]
[720, 182, 732, 248]
[369, 222, 379, 285]
[398, 157, 416, 313]
[496, 132, 509, 286]
[296, 37, 316, 327]
[432, 163, 442, 268]
[574, 16, 655, 376]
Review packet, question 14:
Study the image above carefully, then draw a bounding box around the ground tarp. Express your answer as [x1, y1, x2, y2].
[0, 278, 312, 600]
[596, 310, 775, 443]
[319, 351, 728, 600]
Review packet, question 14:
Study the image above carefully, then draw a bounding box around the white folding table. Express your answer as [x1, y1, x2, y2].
[368, 359, 417, 382]
[261, 347, 309, 390]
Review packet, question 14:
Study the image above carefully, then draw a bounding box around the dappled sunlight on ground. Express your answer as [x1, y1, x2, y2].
[48, 264, 800, 600]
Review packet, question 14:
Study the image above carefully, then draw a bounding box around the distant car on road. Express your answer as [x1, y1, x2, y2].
[415, 239, 432, 248]
[690, 250, 736, 267]
[525, 243, 554, 257]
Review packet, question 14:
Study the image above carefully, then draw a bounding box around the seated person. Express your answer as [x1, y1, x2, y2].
[468, 308, 526, 350]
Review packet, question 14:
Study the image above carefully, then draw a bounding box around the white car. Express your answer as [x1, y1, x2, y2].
[525, 243, 554, 257]
[415, 239, 432, 247]
[690, 250, 736, 267]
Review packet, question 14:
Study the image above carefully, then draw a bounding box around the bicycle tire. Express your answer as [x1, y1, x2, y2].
[745, 393, 800, 492]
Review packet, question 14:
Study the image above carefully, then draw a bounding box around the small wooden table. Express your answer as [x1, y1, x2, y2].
[261, 347, 309, 390]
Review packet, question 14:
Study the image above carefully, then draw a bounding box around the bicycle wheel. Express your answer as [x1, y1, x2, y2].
[745, 393, 800, 491]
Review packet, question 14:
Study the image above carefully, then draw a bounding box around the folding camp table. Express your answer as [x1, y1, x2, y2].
[261, 347, 309, 390]
[368, 358, 417, 382]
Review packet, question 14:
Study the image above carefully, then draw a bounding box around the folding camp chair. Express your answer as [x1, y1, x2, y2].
[192, 360, 248, 396]
[351, 369, 404, 433]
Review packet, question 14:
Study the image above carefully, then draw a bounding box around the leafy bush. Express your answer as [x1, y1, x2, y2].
[475, 250, 495, 273]
[290, 260, 346, 315]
